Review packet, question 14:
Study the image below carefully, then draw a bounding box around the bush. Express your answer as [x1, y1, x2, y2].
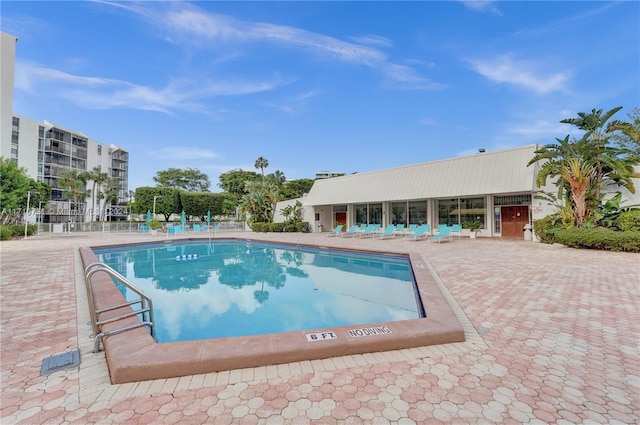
[553, 227, 640, 252]
[0, 224, 37, 240]
[269, 222, 285, 232]
[0, 225, 12, 241]
[533, 214, 562, 244]
[615, 210, 640, 232]
[296, 222, 311, 233]
[250, 222, 268, 232]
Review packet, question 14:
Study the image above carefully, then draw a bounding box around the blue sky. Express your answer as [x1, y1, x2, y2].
[3, 1, 639, 191]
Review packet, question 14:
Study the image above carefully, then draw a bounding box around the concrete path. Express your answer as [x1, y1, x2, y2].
[1, 231, 638, 424]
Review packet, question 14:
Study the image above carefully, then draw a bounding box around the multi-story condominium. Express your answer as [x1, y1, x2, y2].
[8, 115, 129, 224]
[1, 31, 129, 224]
[315, 171, 345, 180]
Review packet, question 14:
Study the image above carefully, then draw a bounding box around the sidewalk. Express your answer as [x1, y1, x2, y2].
[1, 231, 638, 424]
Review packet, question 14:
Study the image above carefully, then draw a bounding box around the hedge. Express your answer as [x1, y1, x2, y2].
[0, 224, 38, 241]
[250, 222, 311, 233]
[553, 227, 640, 252]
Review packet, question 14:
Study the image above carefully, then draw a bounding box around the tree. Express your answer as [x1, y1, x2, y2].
[610, 107, 640, 160]
[99, 178, 122, 220]
[85, 166, 108, 221]
[280, 178, 314, 200]
[528, 106, 640, 228]
[218, 169, 261, 196]
[153, 167, 211, 192]
[240, 179, 280, 223]
[57, 169, 90, 221]
[0, 158, 51, 225]
[254, 156, 269, 177]
[134, 187, 182, 221]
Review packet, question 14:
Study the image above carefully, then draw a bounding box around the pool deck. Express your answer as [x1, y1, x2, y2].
[1, 230, 638, 424]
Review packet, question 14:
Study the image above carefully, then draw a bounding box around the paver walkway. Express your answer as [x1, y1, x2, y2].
[1, 231, 638, 424]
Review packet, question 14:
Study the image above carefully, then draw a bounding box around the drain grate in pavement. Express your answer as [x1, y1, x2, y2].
[40, 349, 80, 375]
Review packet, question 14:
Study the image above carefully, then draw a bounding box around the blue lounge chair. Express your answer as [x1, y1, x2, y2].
[404, 224, 429, 241]
[140, 225, 150, 233]
[193, 224, 202, 232]
[405, 224, 417, 235]
[429, 226, 453, 243]
[323, 224, 344, 236]
[339, 225, 360, 237]
[358, 224, 377, 238]
[394, 224, 405, 235]
[451, 224, 462, 238]
[374, 225, 396, 239]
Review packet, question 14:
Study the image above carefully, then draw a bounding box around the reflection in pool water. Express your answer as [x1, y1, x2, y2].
[94, 240, 423, 343]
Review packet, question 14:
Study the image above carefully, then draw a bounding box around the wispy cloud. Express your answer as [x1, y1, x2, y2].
[468, 53, 571, 94]
[152, 147, 221, 160]
[15, 61, 284, 114]
[111, 1, 441, 90]
[459, 1, 502, 16]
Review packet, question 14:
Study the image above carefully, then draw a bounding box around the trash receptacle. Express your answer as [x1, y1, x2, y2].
[523, 223, 532, 241]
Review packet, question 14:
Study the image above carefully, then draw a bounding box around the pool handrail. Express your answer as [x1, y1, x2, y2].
[84, 262, 155, 352]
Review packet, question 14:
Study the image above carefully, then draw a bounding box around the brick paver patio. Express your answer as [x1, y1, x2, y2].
[1, 231, 638, 424]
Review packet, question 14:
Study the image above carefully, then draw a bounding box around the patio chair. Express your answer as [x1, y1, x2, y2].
[323, 224, 344, 236]
[429, 226, 453, 243]
[404, 224, 429, 241]
[339, 225, 360, 237]
[374, 225, 397, 239]
[451, 224, 462, 238]
[358, 225, 377, 238]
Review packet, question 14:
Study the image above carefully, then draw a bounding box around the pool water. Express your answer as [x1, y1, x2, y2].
[94, 240, 424, 343]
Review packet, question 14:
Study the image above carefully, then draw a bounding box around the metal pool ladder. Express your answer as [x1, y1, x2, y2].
[84, 262, 155, 353]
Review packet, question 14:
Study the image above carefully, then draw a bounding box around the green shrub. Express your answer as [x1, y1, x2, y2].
[149, 220, 163, 230]
[296, 222, 311, 233]
[553, 227, 640, 252]
[269, 222, 285, 232]
[250, 222, 268, 232]
[0, 225, 12, 241]
[615, 210, 640, 232]
[533, 214, 561, 244]
[283, 224, 297, 232]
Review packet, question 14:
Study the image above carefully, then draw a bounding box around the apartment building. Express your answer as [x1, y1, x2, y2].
[1, 31, 129, 224]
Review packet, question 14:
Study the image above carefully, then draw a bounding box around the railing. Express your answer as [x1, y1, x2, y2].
[36, 220, 248, 234]
[84, 262, 155, 353]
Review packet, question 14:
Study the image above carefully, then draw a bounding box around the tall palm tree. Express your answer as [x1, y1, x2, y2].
[254, 156, 269, 177]
[85, 166, 108, 221]
[99, 178, 122, 221]
[529, 107, 639, 228]
[57, 169, 90, 222]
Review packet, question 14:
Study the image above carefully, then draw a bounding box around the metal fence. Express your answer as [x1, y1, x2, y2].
[36, 220, 248, 234]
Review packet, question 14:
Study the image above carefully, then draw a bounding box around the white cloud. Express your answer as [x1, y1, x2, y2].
[111, 1, 441, 90]
[468, 53, 571, 94]
[459, 1, 502, 16]
[152, 147, 220, 160]
[15, 60, 284, 114]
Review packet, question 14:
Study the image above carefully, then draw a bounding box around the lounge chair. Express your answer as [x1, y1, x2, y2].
[339, 225, 360, 237]
[404, 224, 429, 241]
[193, 224, 202, 232]
[404, 224, 417, 235]
[394, 224, 405, 235]
[358, 225, 377, 238]
[140, 225, 150, 233]
[323, 224, 344, 236]
[429, 226, 453, 243]
[374, 225, 396, 239]
[451, 224, 462, 238]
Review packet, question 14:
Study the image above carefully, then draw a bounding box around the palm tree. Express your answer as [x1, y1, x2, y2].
[85, 166, 108, 221]
[57, 169, 90, 222]
[254, 156, 269, 177]
[99, 178, 122, 221]
[529, 107, 640, 228]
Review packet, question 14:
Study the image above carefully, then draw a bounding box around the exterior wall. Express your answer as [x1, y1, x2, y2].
[273, 196, 315, 228]
[0, 32, 17, 157]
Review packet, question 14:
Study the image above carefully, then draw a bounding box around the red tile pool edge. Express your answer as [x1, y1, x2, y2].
[80, 238, 465, 384]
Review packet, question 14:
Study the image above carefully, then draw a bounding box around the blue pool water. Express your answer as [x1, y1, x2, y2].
[93, 240, 424, 343]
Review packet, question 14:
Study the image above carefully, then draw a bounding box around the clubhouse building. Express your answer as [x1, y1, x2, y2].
[284, 144, 640, 239]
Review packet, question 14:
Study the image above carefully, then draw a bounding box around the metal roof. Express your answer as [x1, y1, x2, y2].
[303, 145, 540, 206]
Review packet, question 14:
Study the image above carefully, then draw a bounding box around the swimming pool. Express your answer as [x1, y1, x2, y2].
[93, 241, 424, 343]
[80, 237, 465, 383]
